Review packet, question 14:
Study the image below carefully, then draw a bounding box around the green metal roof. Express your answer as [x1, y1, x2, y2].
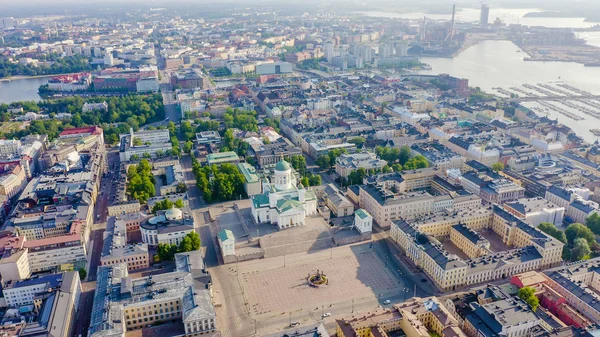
[274, 160, 291, 171]
[276, 199, 303, 213]
[218, 229, 234, 242]
[207, 151, 239, 165]
[355, 208, 371, 220]
[252, 193, 270, 209]
[237, 163, 259, 183]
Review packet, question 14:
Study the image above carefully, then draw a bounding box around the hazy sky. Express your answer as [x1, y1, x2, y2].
[2, 0, 599, 17]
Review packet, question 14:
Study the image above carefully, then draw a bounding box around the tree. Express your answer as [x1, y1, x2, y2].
[518, 286, 539, 311]
[348, 137, 366, 147]
[179, 236, 193, 252]
[152, 199, 174, 214]
[175, 199, 184, 208]
[538, 222, 567, 243]
[133, 137, 143, 146]
[491, 162, 505, 172]
[399, 146, 411, 165]
[391, 163, 403, 172]
[348, 168, 367, 185]
[565, 223, 596, 245]
[381, 165, 393, 173]
[127, 160, 156, 203]
[187, 231, 201, 251]
[157, 243, 178, 261]
[585, 213, 600, 235]
[290, 155, 307, 174]
[301, 177, 309, 187]
[176, 183, 187, 193]
[193, 161, 246, 203]
[316, 155, 331, 169]
[403, 155, 429, 170]
[224, 129, 235, 150]
[375, 146, 400, 162]
[590, 241, 600, 258]
[571, 238, 592, 261]
[308, 174, 322, 186]
[328, 149, 347, 167]
[183, 141, 193, 153]
[78, 268, 87, 281]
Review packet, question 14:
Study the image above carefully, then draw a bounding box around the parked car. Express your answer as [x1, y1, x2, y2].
[383, 300, 391, 305]
[290, 322, 300, 327]
[322, 313, 331, 318]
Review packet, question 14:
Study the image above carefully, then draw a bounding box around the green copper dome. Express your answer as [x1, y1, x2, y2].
[274, 160, 291, 171]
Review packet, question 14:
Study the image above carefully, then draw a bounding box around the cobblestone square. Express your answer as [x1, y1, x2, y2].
[239, 245, 402, 317]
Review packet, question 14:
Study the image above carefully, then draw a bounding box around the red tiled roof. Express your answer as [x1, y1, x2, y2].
[59, 126, 103, 137]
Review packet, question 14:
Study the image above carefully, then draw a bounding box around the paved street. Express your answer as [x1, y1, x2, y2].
[74, 281, 97, 337]
[74, 149, 119, 337]
[180, 154, 217, 267]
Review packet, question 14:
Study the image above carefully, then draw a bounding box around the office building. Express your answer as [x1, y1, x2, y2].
[464, 297, 541, 337]
[336, 297, 465, 337]
[335, 152, 388, 178]
[480, 5, 490, 25]
[140, 208, 194, 247]
[503, 197, 565, 227]
[390, 205, 563, 291]
[89, 252, 216, 337]
[101, 217, 150, 271]
[119, 128, 172, 161]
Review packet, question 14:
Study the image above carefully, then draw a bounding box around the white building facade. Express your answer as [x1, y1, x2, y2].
[251, 160, 317, 229]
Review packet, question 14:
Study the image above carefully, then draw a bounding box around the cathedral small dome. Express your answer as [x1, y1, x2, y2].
[274, 160, 291, 171]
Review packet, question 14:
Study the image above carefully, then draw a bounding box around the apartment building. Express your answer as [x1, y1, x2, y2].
[0, 164, 28, 198]
[16, 271, 81, 337]
[410, 142, 465, 171]
[108, 200, 141, 216]
[390, 205, 563, 291]
[567, 199, 599, 224]
[24, 226, 87, 273]
[157, 163, 185, 195]
[0, 232, 30, 282]
[461, 170, 525, 204]
[0, 139, 22, 157]
[336, 297, 465, 337]
[463, 298, 541, 337]
[119, 128, 172, 161]
[503, 197, 565, 227]
[358, 170, 481, 228]
[253, 138, 302, 168]
[89, 252, 216, 337]
[335, 152, 388, 178]
[1, 144, 105, 276]
[3, 273, 64, 306]
[543, 258, 600, 324]
[101, 217, 149, 271]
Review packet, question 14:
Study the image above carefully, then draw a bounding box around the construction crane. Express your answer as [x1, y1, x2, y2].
[444, 4, 456, 43]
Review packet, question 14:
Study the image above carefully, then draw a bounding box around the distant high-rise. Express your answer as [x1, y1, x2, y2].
[480, 5, 490, 25]
[1, 17, 15, 29]
[378, 44, 393, 58]
[324, 42, 335, 62]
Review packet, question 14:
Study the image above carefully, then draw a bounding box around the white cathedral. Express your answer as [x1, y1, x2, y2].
[250, 159, 317, 229]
